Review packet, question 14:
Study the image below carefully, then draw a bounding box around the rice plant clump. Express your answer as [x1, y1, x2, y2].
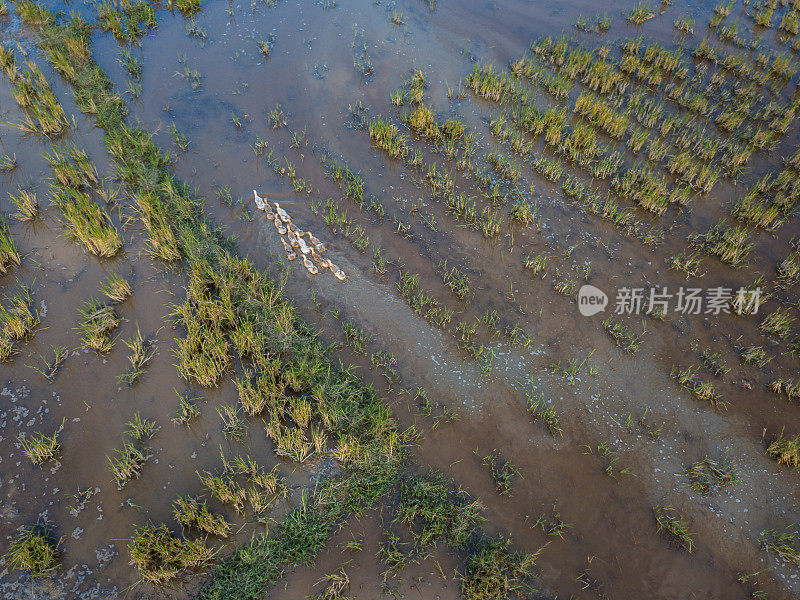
[654, 505, 694, 552]
[173, 392, 201, 425]
[683, 453, 739, 494]
[77, 298, 119, 352]
[627, 2, 656, 25]
[118, 327, 155, 386]
[3, 526, 59, 579]
[761, 526, 800, 566]
[99, 272, 132, 303]
[18, 418, 64, 464]
[395, 474, 484, 549]
[172, 496, 230, 537]
[9, 188, 39, 221]
[461, 536, 539, 600]
[0, 219, 22, 275]
[128, 523, 214, 583]
[766, 430, 800, 468]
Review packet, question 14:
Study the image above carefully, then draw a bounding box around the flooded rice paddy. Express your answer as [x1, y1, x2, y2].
[1, 0, 800, 598]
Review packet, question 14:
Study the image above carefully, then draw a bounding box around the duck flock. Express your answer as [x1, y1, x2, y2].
[254, 190, 346, 281]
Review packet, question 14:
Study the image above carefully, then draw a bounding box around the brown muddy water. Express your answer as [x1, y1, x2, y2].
[1, 0, 800, 598]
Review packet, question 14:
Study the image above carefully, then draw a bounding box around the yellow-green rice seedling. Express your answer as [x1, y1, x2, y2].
[9, 188, 38, 221]
[77, 298, 119, 352]
[699, 349, 729, 377]
[395, 473, 484, 549]
[780, 9, 800, 35]
[476, 450, 521, 496]
[740, 344, 770, 367]
[439, 260, 472, 300]
[198, 470, 248, 513]
[777, 249, 800, 287]
[761, 526, 800, 566]
[118, 327, 155, 386]
[626, 1, 656, 25]
[670, 365, 726, 409]
[0, 285, 39, 340]
[173, 391, 201, 425]
[50, 186, 121, 257]
[0, 152, 18, 172]
[218, 403, 247, 441]
[674, 17, 694, 35]
[666, 251, 705, 278]
[769, 378, 800, 402]
[683, 453, 739, 493]
[654, 505, 694, 552]
[603, 316, 645, 354]
[689, 220, 753, 267]
[368, 117, 410, 160]
[461, 536, 540, 600]
[0, 220, 21, 275]
[760, 307, 796, 338]
[108, 441, 148, 488]
[173, 496, 230, 537]
[128, 523, 214, 584]
[125, 412, 159, 442]
[10, 60, 70, 137]
[99, 272, 132, 303]
[310, 568, 350, 600]
[3, 526, 59, 579]
[17, 418, 65, 464]
[766, 429, 800, 468]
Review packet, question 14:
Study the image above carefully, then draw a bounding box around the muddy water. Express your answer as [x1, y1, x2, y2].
[2, 0, 800, 598]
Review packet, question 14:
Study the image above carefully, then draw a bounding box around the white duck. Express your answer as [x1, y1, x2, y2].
[307, 232, 326, 252]
[287, 222, 304, 236]
[302, 254, 318, 274]
[311, 250, 331, 268]
[281, 238, 293, 253]
[274, 202, 291, 223]
[286, 250, 297, 261]
[333, 269, 346, 281]
[288, 232, 300, 248]
[253, 190, 265, 211]
[297, 237, 311, 255]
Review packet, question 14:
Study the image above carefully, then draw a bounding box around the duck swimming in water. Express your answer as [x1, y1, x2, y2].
[253, 190, 265, 211]
[306, 232, 326, 252]
[288, 232, 300, 248]
[302, 254, 318, 274]
[274, 202, 291, 223]
[311, 250, 331, 268]
[297, 237, 311, 255]
[286, 250, 297, 261]
[287, 222, 305, 236]
[281, 238, 293, 253]
[333, 269, 346, 281]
